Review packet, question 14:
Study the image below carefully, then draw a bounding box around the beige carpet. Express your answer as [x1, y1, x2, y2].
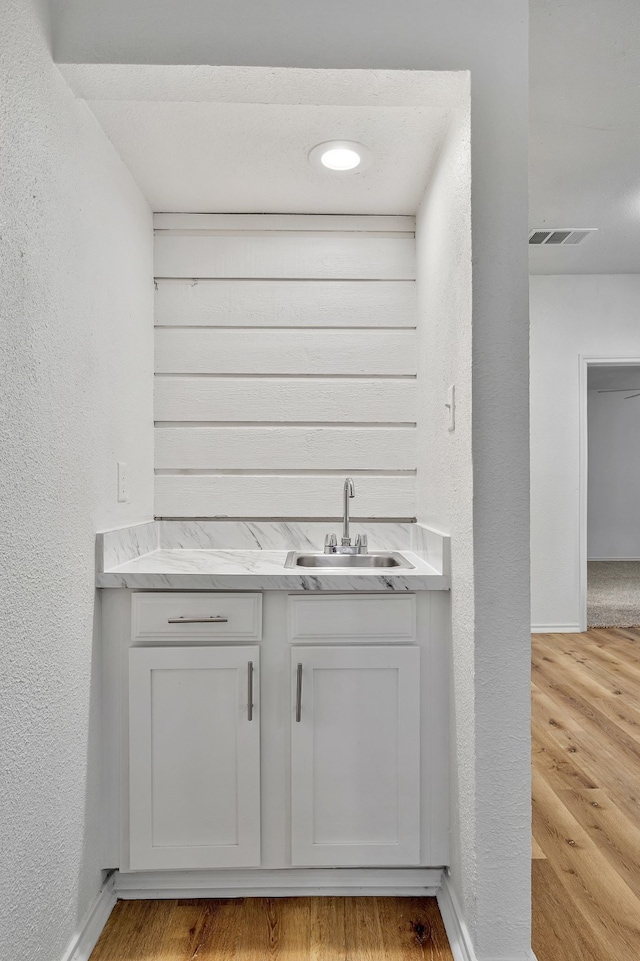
[587, 561, 640, 627]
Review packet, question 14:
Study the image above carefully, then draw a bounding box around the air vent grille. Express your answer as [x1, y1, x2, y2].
[529, 228, 597, 246]
[529, 230, 550, 245]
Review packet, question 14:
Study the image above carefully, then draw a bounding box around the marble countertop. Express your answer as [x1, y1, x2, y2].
[97, 548, 448, 591]
[96, 521, 450, 591]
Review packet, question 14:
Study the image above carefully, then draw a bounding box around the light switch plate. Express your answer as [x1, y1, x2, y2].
[446, 385, 456, 432]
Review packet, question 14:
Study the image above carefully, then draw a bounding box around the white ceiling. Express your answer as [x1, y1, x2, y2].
[63, 3, 640, 273]
[529, 0, 640, 274]
[61, 66, 468, 215]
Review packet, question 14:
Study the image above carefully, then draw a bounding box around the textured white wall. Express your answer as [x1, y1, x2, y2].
[51, 3, 531, 958]
[588, 386, 640, 560]
[531, 276, 640, 630]
[0, 3, 154, 960]
[417, 103, 530, 959]
[416, 106, 475, 924]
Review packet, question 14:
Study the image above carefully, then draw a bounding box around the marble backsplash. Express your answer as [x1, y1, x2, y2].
[157, 520, 413, 552]
[97, 520, 159, 572]
[410, 524, 451, 574]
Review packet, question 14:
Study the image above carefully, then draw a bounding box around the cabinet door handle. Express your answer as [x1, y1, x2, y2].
[248, 661, 254, 722]
[167, 616, 229, 624]
[295, 663, 303, 722]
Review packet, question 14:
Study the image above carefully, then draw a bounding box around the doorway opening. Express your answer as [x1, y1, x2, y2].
[580, 357, 640, 629]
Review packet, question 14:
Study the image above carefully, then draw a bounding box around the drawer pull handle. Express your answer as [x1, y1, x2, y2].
[295, 663, 303, 722]
[167, 616, 229, 624]
[248, 661, 254, 722]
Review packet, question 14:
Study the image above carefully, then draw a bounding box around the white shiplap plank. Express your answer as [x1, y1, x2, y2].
[154, 475, 416, 518]
[154, 280, 416, 328]
[155, 329, 417, 375]
[152, 217, 418, 519]
[155, 427, 417, 471]
[154, 234, 415, 280]
[154, 377, 416, 423]
[153, 214, 416, 232]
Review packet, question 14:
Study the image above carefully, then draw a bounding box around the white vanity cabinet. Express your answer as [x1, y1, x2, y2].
[128, 645, 260, 870]
[124, 592, 262, 870]
[290, 645, 421, 866]
[102, 588, 449, 886]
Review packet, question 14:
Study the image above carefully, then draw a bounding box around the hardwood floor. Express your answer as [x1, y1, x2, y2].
[532, 627, 640, 961]
[89, 896, 454, 960]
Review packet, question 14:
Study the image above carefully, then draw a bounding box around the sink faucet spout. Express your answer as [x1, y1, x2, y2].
[342, 477, 355, 546]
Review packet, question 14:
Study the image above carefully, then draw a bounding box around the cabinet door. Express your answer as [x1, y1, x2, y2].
[129, 646, 260, 869]
[291, 645, 420, 866]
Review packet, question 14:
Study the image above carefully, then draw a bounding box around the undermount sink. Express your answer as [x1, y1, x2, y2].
[284, 551, 415, 570]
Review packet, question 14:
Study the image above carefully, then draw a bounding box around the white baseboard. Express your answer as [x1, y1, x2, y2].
[60, 872, 116, 961]
[437, 874, 477, 961]
[437, 874, 537, 961]
[115, 866, 443, 899]
[531, 623, 581, 634]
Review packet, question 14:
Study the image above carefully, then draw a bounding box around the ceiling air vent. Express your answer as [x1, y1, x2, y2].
[529, 228, 597, 246]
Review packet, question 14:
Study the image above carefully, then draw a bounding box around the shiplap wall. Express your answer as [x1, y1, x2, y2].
[153, 214, 417, 518]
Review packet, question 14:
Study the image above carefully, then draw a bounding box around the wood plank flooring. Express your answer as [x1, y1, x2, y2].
[89, 896, 454, 960]
[532, 627, 640, 961]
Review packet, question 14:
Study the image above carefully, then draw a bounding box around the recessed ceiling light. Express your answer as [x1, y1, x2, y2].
[322, 146, 360, 170]
[309, 141, 372, 173]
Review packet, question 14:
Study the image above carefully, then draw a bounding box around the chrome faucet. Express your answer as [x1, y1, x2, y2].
[342, 476, 355, 545]
[323, 477, 368, 554]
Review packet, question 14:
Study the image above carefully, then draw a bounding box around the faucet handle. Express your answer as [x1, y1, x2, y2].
[324, 533, 337, 554]
[355, 533, 368, 554]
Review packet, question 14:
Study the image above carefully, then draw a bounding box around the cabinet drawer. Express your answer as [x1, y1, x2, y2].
[132, 593, 262, 641]
[288, 594, 416, 642]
